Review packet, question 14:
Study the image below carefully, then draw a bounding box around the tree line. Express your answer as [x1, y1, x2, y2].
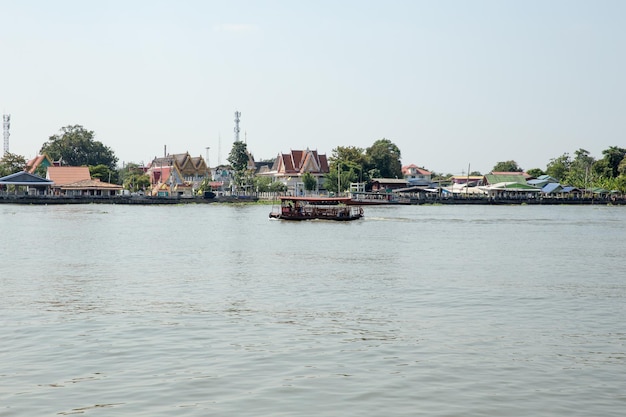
[2, 124, 626, 193]
[228, 138, 404, 193]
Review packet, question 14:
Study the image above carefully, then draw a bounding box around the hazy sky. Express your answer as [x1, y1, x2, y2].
[2, 0, 625, 174]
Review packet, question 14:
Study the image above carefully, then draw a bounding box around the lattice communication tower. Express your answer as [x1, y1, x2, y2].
[2, 114, 10, 156]
[234, 111, 241, 142]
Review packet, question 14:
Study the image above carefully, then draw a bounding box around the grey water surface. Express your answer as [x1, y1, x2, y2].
[1, 204, 625, 416]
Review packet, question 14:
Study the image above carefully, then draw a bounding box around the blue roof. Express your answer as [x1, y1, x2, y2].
[542, 182, 562, 193]
[561, 186, 581, 193]
[0, 171, 54, 185]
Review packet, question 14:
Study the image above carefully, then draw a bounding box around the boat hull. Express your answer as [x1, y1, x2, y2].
[269, 212, 363, 221]
[269, 196, 364, 221]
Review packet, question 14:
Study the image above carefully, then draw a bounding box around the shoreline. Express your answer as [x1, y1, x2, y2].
[1, 194, 624, 206]
[0, 195, 259, 205]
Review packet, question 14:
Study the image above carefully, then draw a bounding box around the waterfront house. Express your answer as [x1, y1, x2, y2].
[528, 175, 559, 188]
[483, 173, 529, 186]
[56, 178, 123, 196]
[370, 178, 408, 192]
[147, 152, 209, 196]
[480, 181, 541, 199]
[47, 166, 122, 196]
[0, 171, 54, 195]
[490, 171, 532, 179]
[446, 182, 487, 195]
[533, 181, 584, 199]
[25, 154, 56, 175]
[541, 182, 564, 194]
[561, 186, 584, 198]
[402, 164, 432, 186]
[450, 175, 484, 186]
[259, 149, 330, 195]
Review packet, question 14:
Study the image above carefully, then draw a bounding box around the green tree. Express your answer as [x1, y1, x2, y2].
[492, 160, 522, 172]
[595, 176, 626, 193]
[195, 177, 213, 195]
[135, 174, 150, 192]
[526, 168, 545, 178]
[618, 157, 626, 176]
[227, 141, 251, 192]
[118, 162, 141, 184]
[117, 162, 150, 192]
[324, 168, 354, 193]
[332, 146, 367, 166]
[430, 171, 453, 181]
[90, 164, 118, 184]
[254, 176, 272, 192]
[592, 159, 612, 179]
[254, 176, 287, 193]
[565, 148, 595, 188]
[0, 152, 27, 177]
[367, 168, 382, 180]
[40, 125, 118, 169]
[328, 146, 367, 184]
[269, 181, 287, 193]
[326, 159, 363, 192]
[597, 146, 626, 178]
[616, 176, 626, 193]
[365, 139, 402, 178]
[545, 153, 571, 181]
[302, 172, 318, 193]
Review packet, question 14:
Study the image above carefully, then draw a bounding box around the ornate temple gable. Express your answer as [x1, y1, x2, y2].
[172, 153, 189, 167]
[271, 149, 330, 176]
[175, 153, 197, 176]
[149, 152, 209, 180]
[271, 155, 281, 172]
[247, 152, 256, 171]
[276, 153, 295, 174]
[300, 150, 320, 173]
[190, 156, 207, 171]
[291, 150, 304, 170]
[25, 154, 55, 174]
[318, 153, 329, 173]
[169, 164, 185, 184]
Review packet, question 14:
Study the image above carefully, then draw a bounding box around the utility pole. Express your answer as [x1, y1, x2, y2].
[205, 146, 211, 180]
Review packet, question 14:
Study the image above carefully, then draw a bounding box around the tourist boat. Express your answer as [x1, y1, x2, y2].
[269, 196, 364, 221]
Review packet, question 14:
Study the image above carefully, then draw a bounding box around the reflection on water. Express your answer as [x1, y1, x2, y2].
[1, 204, 625, 416]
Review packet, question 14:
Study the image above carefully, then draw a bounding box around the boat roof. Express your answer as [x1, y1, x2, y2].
[278, 196, 353, 203]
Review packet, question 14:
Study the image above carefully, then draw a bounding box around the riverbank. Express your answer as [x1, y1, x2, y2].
[0, 194, 259, 205]
[409, 196, 626, 205]
[1, 194, 624, 206]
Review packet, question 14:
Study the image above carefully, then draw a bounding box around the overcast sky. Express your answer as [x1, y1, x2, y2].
[2, 0, 625, 174]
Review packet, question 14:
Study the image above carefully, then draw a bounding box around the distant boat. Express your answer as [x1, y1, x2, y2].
[269, 196, 364, 221]
[348, 191, 410, 205]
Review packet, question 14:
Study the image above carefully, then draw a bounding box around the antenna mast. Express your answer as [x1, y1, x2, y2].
[2, 114, 10, 156]
[218, 133, 222, 166]
[234, 111, 241, 142]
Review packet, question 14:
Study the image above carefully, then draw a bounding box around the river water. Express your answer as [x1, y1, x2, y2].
[1, 203, 625, 416]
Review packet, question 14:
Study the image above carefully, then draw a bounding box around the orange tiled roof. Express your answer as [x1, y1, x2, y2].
[491, 171, 531, 179]
[60, 178, 123, 190]
[402, 164, 432, 176]
[47, 166, 91, 185]
[274, 149, 329, 174]
[25, 154, 54, 174]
